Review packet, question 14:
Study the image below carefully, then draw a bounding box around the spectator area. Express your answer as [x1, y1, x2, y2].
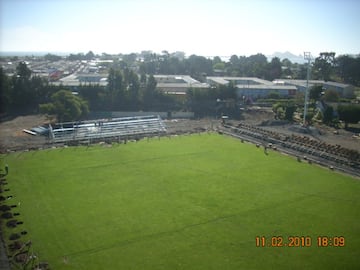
[49, 115, 166, 143]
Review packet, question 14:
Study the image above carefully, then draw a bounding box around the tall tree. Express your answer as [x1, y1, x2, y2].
[0, 67, 11, 113]
[127, 70, 140, 109]
[10, 62, 35, 112]
[107, 68, 124, 110]
[281, 58, 293, 78]
[336, 55, 360, 86]
[266, 57, 282, 81]
[85, 51, 95, 60]
[78, 84, 106, 111]
[313, 52, 336, 81]
[143, 75, 157, 110]
[247, 53, 268, 78]
[229, 55, 239, 66]
[185, 55, 213, 81]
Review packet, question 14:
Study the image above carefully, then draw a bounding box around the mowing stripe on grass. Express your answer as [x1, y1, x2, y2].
[1, 133, 359, 270]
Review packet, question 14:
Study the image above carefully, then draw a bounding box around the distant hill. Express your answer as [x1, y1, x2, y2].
[267, 51, 306, 64]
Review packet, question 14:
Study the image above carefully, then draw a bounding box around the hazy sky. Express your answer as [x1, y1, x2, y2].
[1, 0, 359, 57]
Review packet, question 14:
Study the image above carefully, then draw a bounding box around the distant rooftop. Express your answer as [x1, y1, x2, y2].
[51, 73, 108, 86]
[207, 77, 274, 86]
[277, 79, 352, 88]
[154, 75, 210, 90]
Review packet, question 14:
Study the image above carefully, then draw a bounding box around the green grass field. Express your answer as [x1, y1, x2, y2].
[1, 133, 360, 269]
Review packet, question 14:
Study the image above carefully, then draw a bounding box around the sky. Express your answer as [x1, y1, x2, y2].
[1, 0, 359, 57]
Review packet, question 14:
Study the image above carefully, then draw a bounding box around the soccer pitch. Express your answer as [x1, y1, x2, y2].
[2, 133, 359, 269]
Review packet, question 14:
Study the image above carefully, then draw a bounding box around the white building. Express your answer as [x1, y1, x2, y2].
[207, 77, 297, 98]
[275, 79, 354, 98]
[154, 75, 210, 95]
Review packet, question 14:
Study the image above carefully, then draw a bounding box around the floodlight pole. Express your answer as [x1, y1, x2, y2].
[303, 52, 312, 126]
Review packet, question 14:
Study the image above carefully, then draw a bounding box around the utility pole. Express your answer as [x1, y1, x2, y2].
[303, 52, 312, 126]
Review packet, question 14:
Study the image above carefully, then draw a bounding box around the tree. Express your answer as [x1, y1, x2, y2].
[337, 104, 360, 129]
[297, 65, 308, 80]
[68, 53, 85, 61]
[309, 85, 323, 101]
[185, 55, 213, 81]
[44, 53, 62, 62]
[322, 105, 334, 125]
[272, 102, 296, 121]
[10, 62, 34, 112]
[336, 55, 360, 86]
[143, 75, 157, 110]
[313, 52, 335, 81]
[229, 55, 239, 66]
[323, 90, 339, 102]
[281, 58, 292, 68]
[284, 104, 296, 122]
[122, 53, 137, 65]
[213, 62, 225, 70]
[85, 51, 95, 60]
[281, 58, 293, 78]
[107, 68, 124, 110]
[125, 69, 140, 109]
[212, 56, 222, 65]
[158, 56, 185, 74]
[272, 103, 283, 119]
[40, 90, 89, 122]
[266, 57, 282, 81]
[247, 53, 268, 78]
[78, 84, 106, 111]
[0, 67, 11, 113]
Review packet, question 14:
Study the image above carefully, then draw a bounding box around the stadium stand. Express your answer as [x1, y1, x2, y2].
[48, 115, 166, 143]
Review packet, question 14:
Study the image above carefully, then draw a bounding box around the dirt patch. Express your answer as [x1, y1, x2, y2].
[228, 110, 360, 152]
[0, 115, 50, 152]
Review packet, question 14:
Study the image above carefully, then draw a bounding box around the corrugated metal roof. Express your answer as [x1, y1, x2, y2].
[236, 85, 297, 90]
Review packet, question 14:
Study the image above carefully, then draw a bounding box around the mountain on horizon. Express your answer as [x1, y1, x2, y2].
[267, 51, 306, 64]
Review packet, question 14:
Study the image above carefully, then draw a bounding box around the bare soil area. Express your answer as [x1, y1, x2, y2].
[238, 110, 360, 152]
[0, 115, 50, 152]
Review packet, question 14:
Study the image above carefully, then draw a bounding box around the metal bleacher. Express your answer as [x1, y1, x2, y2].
[49, 115, 166, 143]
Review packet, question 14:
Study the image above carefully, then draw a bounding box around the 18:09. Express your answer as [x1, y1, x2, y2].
[317, 236, 345, 247]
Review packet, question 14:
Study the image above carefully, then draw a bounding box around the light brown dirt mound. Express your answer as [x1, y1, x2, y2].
[0, 115, 50, 152]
